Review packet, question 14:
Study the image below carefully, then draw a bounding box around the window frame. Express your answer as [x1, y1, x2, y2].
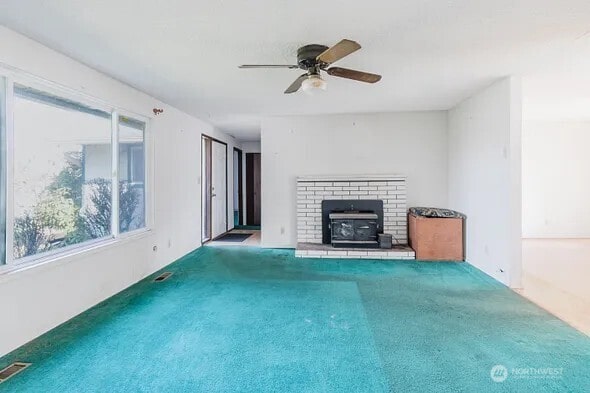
[0, 77, 7, 266]
[115, 110, 151, 238]
[0, 65, 152, 270]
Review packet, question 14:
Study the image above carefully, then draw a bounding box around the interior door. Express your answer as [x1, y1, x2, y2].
[201, 137, 212, 242]
[246, 153, 261, 226]
[211, 140, 227, 238]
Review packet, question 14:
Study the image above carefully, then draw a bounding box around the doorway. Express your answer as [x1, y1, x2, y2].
[201, 135, 228, 242]
[245, 153, 261, 226]
[233, 148, 243, 227]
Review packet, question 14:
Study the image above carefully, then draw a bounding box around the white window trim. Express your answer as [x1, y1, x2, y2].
[0, 77, 6, 266]
[0, 228, 154, 279]
[9, 234, 115, 267]
[111, 111, 120, 237]
[5, 76, 14, 266]
[117, 107, 154, 231]
[0, 64, 153, 272]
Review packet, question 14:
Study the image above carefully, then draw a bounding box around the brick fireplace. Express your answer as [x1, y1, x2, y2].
[295, 175, 415, 259]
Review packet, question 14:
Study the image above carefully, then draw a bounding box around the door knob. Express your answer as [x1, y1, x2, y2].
[212, 193, 217, 197]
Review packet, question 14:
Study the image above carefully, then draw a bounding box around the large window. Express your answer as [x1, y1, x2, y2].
[13, 85, 112, 259]
[0, 78, 6, 265]
[0, 78, 148, 266]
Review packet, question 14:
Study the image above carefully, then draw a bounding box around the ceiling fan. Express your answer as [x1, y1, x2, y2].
[239, 39, 382, 94]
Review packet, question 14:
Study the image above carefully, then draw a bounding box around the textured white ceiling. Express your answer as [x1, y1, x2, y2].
[1, 0, 590, 140]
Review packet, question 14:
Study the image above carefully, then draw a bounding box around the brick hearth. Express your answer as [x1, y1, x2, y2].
[295, 175, 415, 260]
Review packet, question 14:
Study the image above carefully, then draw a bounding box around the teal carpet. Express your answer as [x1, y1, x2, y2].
[1, 247, 589, 392]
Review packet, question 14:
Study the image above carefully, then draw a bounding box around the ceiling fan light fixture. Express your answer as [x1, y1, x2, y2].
[239, 39, 382, 94]
[301, 74, 327, 94]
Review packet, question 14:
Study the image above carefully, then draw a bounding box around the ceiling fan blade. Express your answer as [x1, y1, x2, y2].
[284, 74, 308, 94]
[316, 39, 361, 64]
[326, 67, 382, 83]
[239, 64, 299, 69]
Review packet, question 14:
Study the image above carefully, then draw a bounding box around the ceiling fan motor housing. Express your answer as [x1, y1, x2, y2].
[297, 44, 329, 70]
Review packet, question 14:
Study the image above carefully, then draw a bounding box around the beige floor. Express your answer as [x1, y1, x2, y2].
[207, 229, 261, 247]
[520, 238, 590, 336]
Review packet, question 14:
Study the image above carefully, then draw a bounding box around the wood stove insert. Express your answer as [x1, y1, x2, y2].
[322, 200, 384, 248]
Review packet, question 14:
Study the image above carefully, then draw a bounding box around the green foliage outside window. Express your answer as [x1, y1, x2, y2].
[13, 153, 140, 259]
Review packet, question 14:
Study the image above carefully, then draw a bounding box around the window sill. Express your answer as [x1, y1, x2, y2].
[0, 228, 154, 280]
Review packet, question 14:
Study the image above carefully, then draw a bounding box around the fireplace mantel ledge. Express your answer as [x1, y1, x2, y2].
[297, 174, 406, 182]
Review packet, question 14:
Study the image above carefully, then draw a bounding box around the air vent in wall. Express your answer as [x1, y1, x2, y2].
[154, 272, 173, 282]
[0, 362, 31, 383]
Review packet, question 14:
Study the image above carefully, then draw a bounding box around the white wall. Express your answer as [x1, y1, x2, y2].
[261, 112, 448, 248]
[448, 77, 522, 287]
[522, 120, 590, 238]
[0, 27, 239, 356]
[241, 141, 261, 153]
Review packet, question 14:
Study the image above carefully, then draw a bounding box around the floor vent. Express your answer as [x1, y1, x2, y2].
[154, 272, 173, 282]
[0, 362, 31, 383]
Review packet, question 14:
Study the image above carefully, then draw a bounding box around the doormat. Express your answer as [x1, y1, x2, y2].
[235, 225, 261, 230]
[215, 233, 252, 242]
